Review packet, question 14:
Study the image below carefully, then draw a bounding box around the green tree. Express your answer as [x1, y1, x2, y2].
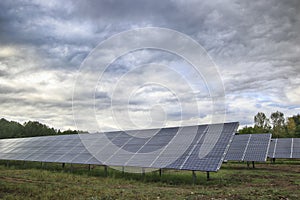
[0, 118, 24, 139]
[290, 114, 300, 137]
[286, 117, 296, 137]
[238, 126, 255, 134]
[270, 111, 285, 138]
[254, 112, 270, 133]
[62, 129, 78, 135]
[0, 118, 82, 139]
[23, 121, 57, 137]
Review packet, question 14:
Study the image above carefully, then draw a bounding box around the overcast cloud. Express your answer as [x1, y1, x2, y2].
[0, 0, 299, 131]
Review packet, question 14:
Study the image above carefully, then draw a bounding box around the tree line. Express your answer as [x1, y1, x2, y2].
[0, 118, 79, 139]
[1, 112, 300, 139]
[239, 111, 300, 138]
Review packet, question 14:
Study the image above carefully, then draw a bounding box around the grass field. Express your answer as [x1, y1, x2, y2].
[0, 160, 299, 199]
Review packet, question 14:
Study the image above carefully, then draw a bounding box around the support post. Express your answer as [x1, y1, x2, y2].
[159, 168, 162, 177]
[70, 163, 73, 172]
[88, 164, 91, 171]
[142, 168, 145, 180]
[252, 161, 255, 169]
[104, 165, 108, 176]
[192, 170, 197, 184]
[206, 171, 210, 181]
[62, 163, 65, 169]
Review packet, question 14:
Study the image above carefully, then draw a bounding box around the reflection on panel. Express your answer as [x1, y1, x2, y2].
[0, 122, 239, 172]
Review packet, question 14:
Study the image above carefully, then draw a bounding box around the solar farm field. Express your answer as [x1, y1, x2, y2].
[0, 160, 299, 200]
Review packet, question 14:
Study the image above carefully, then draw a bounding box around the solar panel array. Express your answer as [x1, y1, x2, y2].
[0, 122, 239, 172]
[268, 138, 300, 159]
[0, 134, 101, 165]
[225, 133, 272, 162]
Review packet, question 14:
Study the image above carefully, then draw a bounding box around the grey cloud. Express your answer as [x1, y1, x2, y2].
[0, 0, 299, 131]
[0, 95, 72, 109]
[0, 85, 37, 94]
[72, 0, 178, 24]
[0, 70, 9, 77]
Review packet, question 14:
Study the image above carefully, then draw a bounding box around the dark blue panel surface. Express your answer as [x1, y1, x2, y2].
[0, 122, 239, 172]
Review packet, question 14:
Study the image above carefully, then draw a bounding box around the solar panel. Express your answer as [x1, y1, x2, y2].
[244, 134, 271, 161]
[224, 134, 249, 161]
[0, 122, 239, 172]
[268, 138, 300, 159]
[225, 133, 271, 162]
[293, 138, 300, 159]
[168, 123, 239, 171]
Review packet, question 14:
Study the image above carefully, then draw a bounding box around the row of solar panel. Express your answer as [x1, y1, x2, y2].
[1, 123, 299, 172]
[0, 122, 239, 172]
[225, 135, 300, 161]
[268, 138, 300, 159]
[225, 133, 272, 162]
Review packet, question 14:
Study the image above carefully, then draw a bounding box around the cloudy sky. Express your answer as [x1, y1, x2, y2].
[0, 0, 299, 132]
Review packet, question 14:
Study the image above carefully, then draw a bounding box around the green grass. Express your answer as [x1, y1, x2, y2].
[0, 160, 299, 199]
